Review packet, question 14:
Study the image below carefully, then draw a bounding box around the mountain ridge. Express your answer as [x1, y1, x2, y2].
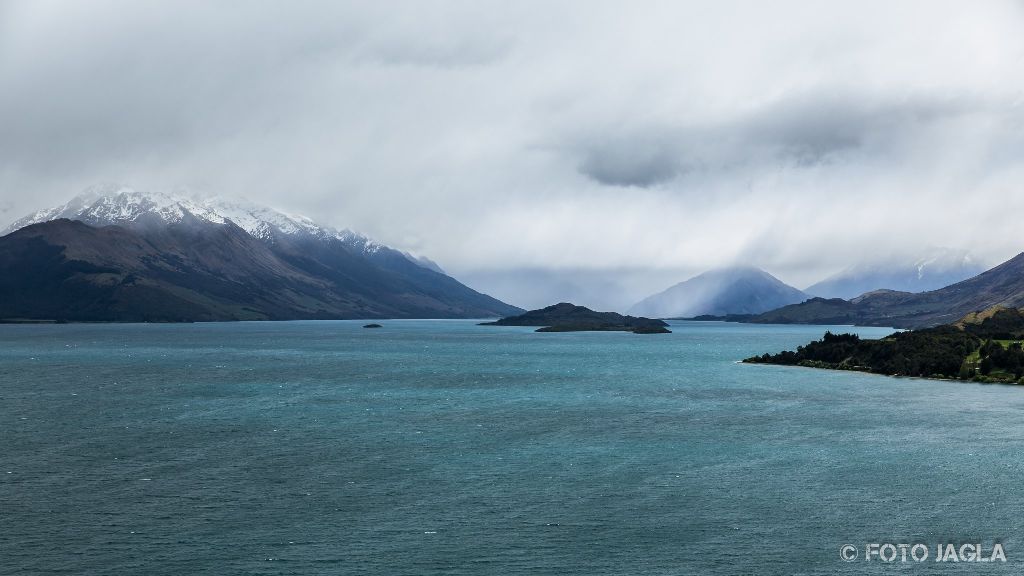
[750, 251, 1024, 328]
[0, 188, 521, 321]
[804, 248, 984, 299]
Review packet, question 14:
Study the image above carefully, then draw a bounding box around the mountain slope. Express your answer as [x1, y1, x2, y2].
[627, 267, 809, 318]
[805, 248, 984, 299]
[0, 187, 521, 321]
[750, 251, 1024, 328]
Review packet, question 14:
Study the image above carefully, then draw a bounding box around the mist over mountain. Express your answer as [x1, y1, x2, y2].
[805, 248, 985, 299]
[751, 250, 1024, 328]
[0, 186, 521, 321]
[627, 267, 809, 319]
[457, 267, 695, 314]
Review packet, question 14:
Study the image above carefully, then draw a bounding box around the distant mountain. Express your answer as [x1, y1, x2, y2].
[749, 250, 1024, 328]
[805, 248, 985, 299]
[482, 302, 670, 333]
[0, 186, 521, 321]
[627, 267, 809, 318]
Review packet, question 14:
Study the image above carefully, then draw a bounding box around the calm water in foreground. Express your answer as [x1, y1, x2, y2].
[2, 320, 1023, 575]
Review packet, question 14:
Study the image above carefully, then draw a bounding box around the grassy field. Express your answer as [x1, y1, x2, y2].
[963, 339, 1024, 381]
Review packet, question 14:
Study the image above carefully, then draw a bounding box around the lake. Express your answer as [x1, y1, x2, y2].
[1, 320, 1021, 574]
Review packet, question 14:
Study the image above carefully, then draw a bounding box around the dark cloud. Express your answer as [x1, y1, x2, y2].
[577, 134, 685, 187]
[573, 93, 989, 188]
[742, 93, 984, 163]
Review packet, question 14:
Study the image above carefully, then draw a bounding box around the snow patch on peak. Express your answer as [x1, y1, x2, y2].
[2, 185, 445, 275]
[3, 185, 414, 259]
[200, 196, 328, 240]
[337, 229, 384, 255]
[3, 187, 344, 241]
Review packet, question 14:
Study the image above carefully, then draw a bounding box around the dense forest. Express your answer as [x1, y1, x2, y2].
[745, 307, 1024, 383]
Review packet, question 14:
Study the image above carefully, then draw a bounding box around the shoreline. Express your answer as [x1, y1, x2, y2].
[741, 358, 1024, 387]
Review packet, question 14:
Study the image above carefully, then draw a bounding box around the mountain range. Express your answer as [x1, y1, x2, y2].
[5, 186, 1022, 328]
[627, 267, 809, 318]
[0, 186, 521, 322]
[804, 248, 984, 299]
[750, 250, 1024, 328]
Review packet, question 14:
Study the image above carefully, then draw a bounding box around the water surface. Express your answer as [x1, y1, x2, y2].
[2, 320, 1021, 574]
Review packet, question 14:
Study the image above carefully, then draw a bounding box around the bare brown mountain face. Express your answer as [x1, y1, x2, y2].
[750, 252, 1024, 328]
[0, 218, 521, 322]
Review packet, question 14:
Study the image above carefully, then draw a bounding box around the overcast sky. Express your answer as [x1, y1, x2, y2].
[2, 1, 1023, 309]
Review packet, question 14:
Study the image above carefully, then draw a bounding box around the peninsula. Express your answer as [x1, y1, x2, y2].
[744, 306, 1024, 384]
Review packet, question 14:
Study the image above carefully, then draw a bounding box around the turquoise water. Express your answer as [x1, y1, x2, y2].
[2, 320, 1022, 575]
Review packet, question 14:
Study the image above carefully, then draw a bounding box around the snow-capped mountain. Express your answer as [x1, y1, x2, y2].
[0, 185, 520, 321]
[6, 185, 227, 233]
[8, 184, 354, 242]
[1, 184, 417, 264]
[804, 248, 986, 300]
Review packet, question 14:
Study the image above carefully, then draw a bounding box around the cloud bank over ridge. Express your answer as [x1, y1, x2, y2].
[2, 0, 1023, 308]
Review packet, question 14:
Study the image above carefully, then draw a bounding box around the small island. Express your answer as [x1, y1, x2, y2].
[363, 323, 383, 328]
[744, 306, 1024, 384]
[481, 302, 671, 334]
